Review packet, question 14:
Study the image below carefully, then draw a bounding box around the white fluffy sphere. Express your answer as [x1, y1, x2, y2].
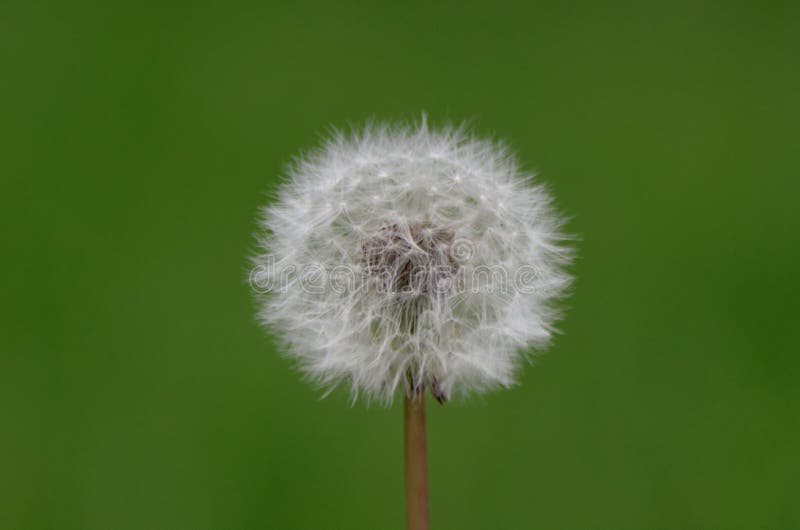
[252, 119, 573, 404]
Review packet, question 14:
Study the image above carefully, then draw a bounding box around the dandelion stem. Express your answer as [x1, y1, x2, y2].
[404, 392, 429, 530]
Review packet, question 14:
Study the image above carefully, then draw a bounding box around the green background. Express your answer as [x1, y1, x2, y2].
[2, 1, 799, 528]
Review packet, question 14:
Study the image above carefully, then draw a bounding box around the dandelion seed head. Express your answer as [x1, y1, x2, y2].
[253, 118, 573, 404]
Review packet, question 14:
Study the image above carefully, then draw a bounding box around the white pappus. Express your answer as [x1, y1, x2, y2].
[252, 118, 573, 405]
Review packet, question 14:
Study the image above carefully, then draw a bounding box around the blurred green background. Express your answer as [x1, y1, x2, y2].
[2, 1, 798, 528]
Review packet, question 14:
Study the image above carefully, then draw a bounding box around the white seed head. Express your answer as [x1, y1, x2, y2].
[252, 118, 573, 404]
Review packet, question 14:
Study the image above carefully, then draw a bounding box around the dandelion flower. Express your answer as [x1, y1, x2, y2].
[252, 118, 573, 404]
[251, 117, 574, 530]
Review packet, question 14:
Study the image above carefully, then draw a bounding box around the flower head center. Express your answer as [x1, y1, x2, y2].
[362, 222, 459, 297]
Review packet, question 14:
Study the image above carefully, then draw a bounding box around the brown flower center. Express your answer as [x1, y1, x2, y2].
[362, 222, 459, 296]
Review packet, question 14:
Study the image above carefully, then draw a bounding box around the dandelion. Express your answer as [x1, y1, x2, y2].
[251, 117, 573, 530]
